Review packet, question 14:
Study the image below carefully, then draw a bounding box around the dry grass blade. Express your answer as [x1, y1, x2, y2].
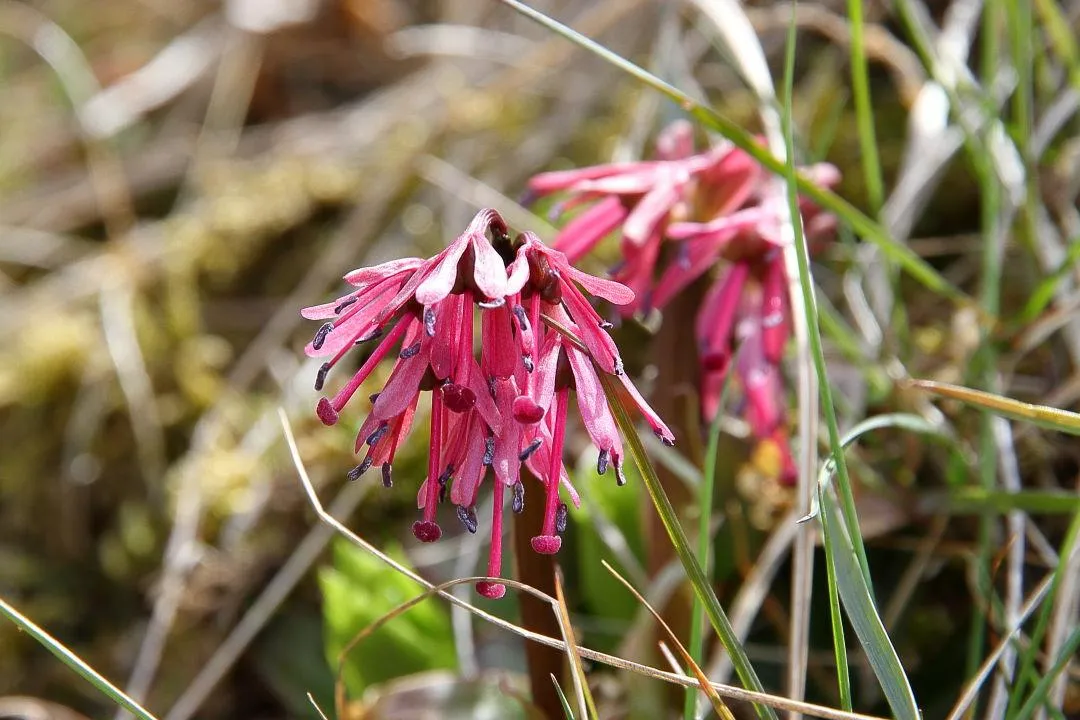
[909, 378, 1080, 435]
[553, 568, 597, 720]
[600, 561, 735, 720]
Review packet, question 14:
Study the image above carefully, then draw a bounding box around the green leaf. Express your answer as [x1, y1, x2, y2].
[319, 538, 456, 695]
[820, 490, 920, 720]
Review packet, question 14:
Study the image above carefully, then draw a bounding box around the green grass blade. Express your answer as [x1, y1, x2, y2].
[944, 488, 1080, 515]
[1013, 627, 1080, 720]
[684, 359, 738, 720]
[846, 0, 884, 214]
[494, 0, 968, 305]
[551, 674, 577, 720]
[597, 373, 778, 720]
[818, 487, 853, 711]
[0, 595, 159, 720]
[820, 492, 921, 720]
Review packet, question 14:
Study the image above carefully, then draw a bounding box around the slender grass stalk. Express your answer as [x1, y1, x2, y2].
[780, 6, 855, 707]
[777, 0, 871, 589]
[1006, 511, 1080, 715]
[597, 372, 778, 720]
[1013, 627, 1080, 720]
[968, 1, 1006, 698]
[494, 0, 969, 306]
[846, 0, 884, 214]
[0, 595, 159, 720]
[817, 488, 853, 711]
[683, 369, 736, 720]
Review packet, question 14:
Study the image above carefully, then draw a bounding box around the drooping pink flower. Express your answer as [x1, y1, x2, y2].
[527, 121, 841, 485]
[303, 209, 673, 596]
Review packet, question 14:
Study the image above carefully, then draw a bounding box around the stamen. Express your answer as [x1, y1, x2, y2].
[522, 356, 534, 373]
[482, 436, 495, 466]
[512, 482, 525, 514]
[512, 305, 530, 331]
[424, 307, 437, 337]
[355, 327, 384, 345]
[314, 362, 331, 391]
[478, 298, 505, 309]
[555, 503, 568, 534]
[614, 460, 627, 487]
[381, 463, 393, 488]
[519, 438, 542, 461]
[614, 358, 625, 376]
[599, 320, 614, 330]
[457, 505, 479, 534]
[399, 341, 421, 359]
[333, 296, 357, 314]
[369, 392, 380, 403]
[655, 428, 675, 446]
[347, 457, 372, 480]
[366, 422, 389, 447]
[597, 449, 610, 475]
[312, 322, 333, 350]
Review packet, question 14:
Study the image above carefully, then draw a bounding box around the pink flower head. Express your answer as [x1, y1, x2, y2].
[527, 122, 841, 486]
[303, 209, 673, 596]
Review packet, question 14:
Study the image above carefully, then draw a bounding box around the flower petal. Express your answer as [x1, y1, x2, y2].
[469, 234, 509, 300]
[343, 257, 424, 287]
[415, 236, 469, 305]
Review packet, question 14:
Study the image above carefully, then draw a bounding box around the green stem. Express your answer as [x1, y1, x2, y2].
[0, 595, 159, 720]
[847, 0, 884, 214]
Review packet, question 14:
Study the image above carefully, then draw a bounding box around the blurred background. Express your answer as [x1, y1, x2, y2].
[1, 0, 1079, 718]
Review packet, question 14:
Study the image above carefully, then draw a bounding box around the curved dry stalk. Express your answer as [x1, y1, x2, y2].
[602, 561, 735, 720]
[281, 408, 888, 720]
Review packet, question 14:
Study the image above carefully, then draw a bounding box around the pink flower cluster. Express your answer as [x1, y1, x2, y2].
[527, 121, 839, 484]
[303, 209, 672, 598]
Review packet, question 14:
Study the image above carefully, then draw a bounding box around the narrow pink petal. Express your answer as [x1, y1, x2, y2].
[430, 294, 465, 380]
[696, 148, 761, 215]
[466, 358, 502, 433]
[572, 167, 664, 196]
[469, 234, 508, 300]
[527, 163, 633, 195]
[700, 368, 724, 421]
[525, 330, 561, 416]
[742, 364, 782, 437]
[654, 120, 694, 161]
[492, 378, 523, 486]
[552, 196, 628, 262]
[343, 257, 424, 287]
[505, 249, 531, 295]
[666, 206, 770, 240]
[415, 236, 468, 305]
[622, 179, 683, 246]
[563, 264, 635, 306]
[760, 254, 789, 364]
[371, 349, 429, 421]
[695, 263, 749, 364]
[566, 345, 623, 458]
[558, 286, 620, 374]
[482, 304, 517, 379]
[450, 414, 487, 505]
[618, 373, 675, 445]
